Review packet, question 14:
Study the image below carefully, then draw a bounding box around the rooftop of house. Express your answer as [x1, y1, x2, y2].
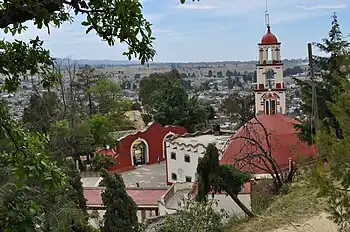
[84, 187, 167, 207]
[169, 134, 231, 151]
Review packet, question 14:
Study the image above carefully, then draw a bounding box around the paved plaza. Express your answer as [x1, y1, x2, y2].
[81, 161, 167, 188]
[122, 161, 167, 188]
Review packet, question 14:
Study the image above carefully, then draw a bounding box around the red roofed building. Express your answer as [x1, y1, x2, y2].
[84, 187, 167, 222]
[97, 122, 186, 173]
[226, 16, 318, 176]
[220, 114, 317, 175]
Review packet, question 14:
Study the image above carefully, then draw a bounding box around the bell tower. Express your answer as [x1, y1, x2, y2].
[253, 6, 286, 115]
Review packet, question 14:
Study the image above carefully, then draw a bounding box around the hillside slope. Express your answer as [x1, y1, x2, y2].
[226, 180, 338, 232]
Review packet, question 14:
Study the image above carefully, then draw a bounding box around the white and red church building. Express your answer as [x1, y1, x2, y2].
[165, 23, 316, 185]
[85, 19, 318, 221]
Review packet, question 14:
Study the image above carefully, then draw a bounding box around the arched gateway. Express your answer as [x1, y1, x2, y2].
[103, 122, 186, 172]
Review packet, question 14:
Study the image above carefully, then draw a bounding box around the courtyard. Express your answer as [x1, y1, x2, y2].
[81, 161, 168, 188]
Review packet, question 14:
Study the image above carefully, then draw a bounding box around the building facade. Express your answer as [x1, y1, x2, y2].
[99, 122, 186, 173]
[165, 131, 231, 185]
[253, 25, 286, 115]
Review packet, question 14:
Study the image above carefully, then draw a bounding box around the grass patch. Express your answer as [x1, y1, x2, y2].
[224, 180, 327, 232]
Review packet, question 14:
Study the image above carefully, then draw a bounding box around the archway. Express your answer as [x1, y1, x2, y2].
[130, 138, 149, 166]
[163, 132, 175, 159]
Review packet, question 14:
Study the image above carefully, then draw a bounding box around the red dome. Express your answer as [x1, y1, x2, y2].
[220, 114, 317, 174]
[261, 26, 278, 44]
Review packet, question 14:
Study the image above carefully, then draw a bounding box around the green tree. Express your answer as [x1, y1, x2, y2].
[196, 143, 254, 217]
[101, 169, 139, 232]
[0, 113, 67, 230]
[91, 153, 117, 172]
[88, 114, 116, 147]
[23, 91, 60, 134]
[138, 69, 182, 108]
[74, 66, 101, 116]
[49, 120, 95, 167]
[222, 92, 255, 129]
[316, 80, 350, 230]
[295, 13, 350, 144]
[43, 159, 92, 232]
[151, 83, 209, 132]
[88, 78, 132, 115]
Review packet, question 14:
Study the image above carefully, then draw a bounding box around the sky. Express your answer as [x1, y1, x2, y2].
[1, 0, 349, 63]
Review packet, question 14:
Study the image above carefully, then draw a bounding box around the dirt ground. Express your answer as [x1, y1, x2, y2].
[273, 213, 338, 232]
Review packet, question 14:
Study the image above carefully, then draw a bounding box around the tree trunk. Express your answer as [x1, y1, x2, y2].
[226, 190, 255, 218]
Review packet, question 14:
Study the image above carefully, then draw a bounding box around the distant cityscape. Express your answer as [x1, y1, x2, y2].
[1, 58, 308, 129]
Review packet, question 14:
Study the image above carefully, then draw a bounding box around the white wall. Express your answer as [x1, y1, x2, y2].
[166, 143, 206, 184]
[212, 194, 251, 217]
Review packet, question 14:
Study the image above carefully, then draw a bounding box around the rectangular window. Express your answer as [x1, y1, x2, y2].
[265, 100, 270, 115]
[184, 155, 191, 163]
[171, 152, 176, 160]
[171, 173, 177, 181]
[185, 176, 192, 182]
[271, 100, 276, 114]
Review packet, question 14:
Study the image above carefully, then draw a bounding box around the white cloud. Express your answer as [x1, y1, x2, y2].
[296, 4, 347, 10]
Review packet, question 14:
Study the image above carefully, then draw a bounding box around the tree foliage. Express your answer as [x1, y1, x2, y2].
[222, 92, 255, 129]
[196, 143, 254, 217]
[91, 153, 117, 172]
[23, 91, 61, 134]
[100, 169, 140, 232]
[317, 80, 350, 230]
[139, 69, 212, 132]
[155, 198, 227, 232]
[295, 13, 350, 144]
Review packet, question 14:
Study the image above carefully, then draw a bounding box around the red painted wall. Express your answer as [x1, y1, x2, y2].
[109, 123, 186, 173]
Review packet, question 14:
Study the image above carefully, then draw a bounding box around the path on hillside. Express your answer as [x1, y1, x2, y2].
[273, 213, 338, 232]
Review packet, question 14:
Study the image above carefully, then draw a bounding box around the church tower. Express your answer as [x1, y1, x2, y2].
[253, 11, 286, 115]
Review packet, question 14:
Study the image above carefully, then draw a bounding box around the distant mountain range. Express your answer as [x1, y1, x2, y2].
[54, 58, 141, 66]
[54, 58, 308, 67]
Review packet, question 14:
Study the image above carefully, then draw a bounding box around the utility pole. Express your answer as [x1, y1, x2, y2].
[307, 43, 318, 135]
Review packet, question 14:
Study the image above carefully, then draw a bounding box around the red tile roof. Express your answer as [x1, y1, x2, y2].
[84, 188, 167, 206]
[220, 114, 317, 174]
[96, 149, 117, 157]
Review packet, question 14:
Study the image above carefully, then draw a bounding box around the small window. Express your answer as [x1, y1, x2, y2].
[171, 173, 177, 181]
[171, 152, 176, 160]
[184, 155, 190, 163]
[185, 176, 192, 182]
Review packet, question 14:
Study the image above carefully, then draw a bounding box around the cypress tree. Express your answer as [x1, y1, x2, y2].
[196, 143, 254, 217]
[294, 13, 350, 143]
[101, 169, 139, 232]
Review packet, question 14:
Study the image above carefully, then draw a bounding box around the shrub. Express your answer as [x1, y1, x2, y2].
[91, 153, 117, 172]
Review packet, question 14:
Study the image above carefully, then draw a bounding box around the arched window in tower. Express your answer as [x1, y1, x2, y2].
[265, 69, 275, 89]
[267, 48, 273, 63]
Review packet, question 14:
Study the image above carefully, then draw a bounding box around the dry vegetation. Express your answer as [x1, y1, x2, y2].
[224, 179, 330, 232]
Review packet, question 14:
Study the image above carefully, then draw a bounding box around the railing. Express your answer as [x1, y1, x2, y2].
[80, 171, 101, 178]
[161, 183, 176, 205]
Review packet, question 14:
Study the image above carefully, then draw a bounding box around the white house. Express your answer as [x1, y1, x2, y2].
[165, 130, 231, 185]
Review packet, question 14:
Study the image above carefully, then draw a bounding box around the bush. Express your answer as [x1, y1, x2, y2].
[154, 197, 228, 232]
[250, 179, 275, 214]
[91, 153, 117, 172]
[279, 183, 290, 195]
[141, 113, 152, 125]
